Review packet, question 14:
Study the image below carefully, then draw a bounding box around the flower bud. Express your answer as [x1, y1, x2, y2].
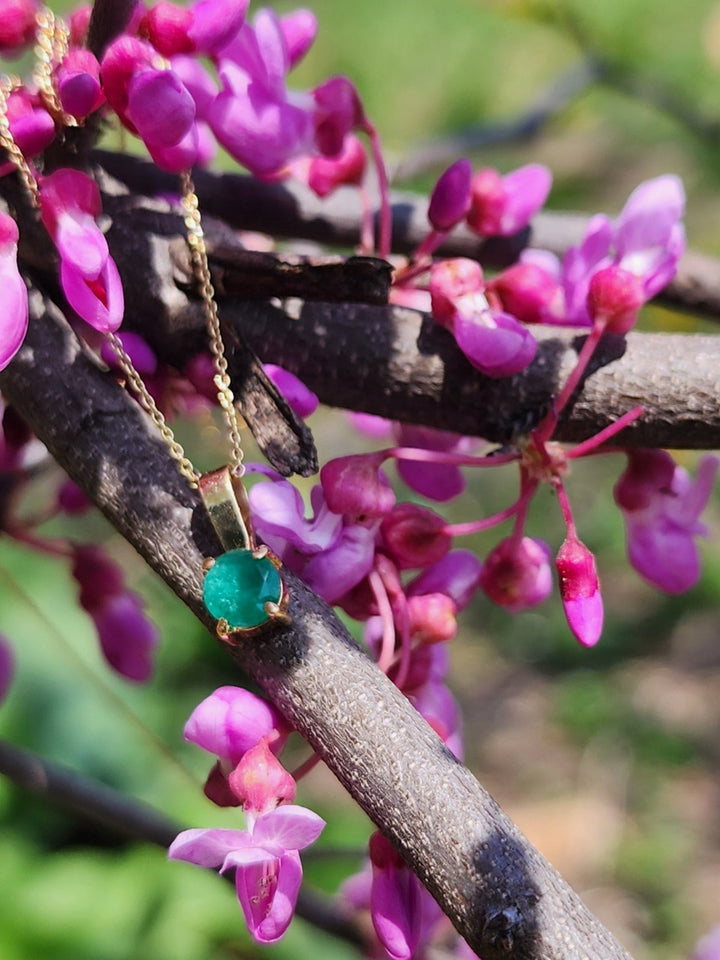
[555, 536, 603, 647]
[488, 261, 564, 325]
[587, 265, 645, 333]
[429, 258, 483, 327]
[480, 536, 552, 612]
[380, 503, 451, 570]
[406, 593, 457, 644]
[228, 740, 296, 815]
[0, 0, 38, 56]
[306, 134, 366, 197]
[320, 452, 395, 518]
[184, 686, 291, 765]
[428, 158, 472, 231]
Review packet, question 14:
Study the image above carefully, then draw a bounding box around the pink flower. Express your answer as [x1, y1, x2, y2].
[72, 544, 159, 681]
[56, 49, 105, 119]
[480, 536, 552, 612]
[228, 740, 296, 815]
[0, 0, 38, 56]
[614, 450, 718, 593]
[279, 8, 317, 68]
[0, 211, 28, 371]
[467, 163, 551, 236]
[39, 169, 124, 332]
[264, 364, 318, 418]
[380, 503, 451, 570]
[407, 550, 483, 611]
[487, 260, 565, 325]
[452, 293, 537, 378]
[301, 133, 366, 197]
[555, 535, 603, 647]
[394, 424, 476, 502]
[429, 257, 484, 327]
[427, 158, 472, 232]
[586, 265, 645, 333]
[249, 474, 377, 603]
[142, 0, 248, 57]
[169, 805, 325, 944]
[184, 685, 291, 765]
[0, 89, 54, 171]
[320, 452, 395, 518]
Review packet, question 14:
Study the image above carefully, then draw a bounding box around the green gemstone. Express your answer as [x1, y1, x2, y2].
[203, 549, 282, 630]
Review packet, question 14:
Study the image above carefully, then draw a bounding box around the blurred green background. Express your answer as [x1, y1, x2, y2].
[2, 0, 720, 958]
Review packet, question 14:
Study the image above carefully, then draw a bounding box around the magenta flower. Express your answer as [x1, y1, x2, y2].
[480, 536, 552, 612]
[209, 9, 314, 176]
[249, 474, 378, 603]
[452, 293, 537, 378]
[39, 169, 124, 332]
[0, 211, 28, 371]
[467, 163, 551, 236]
[227, 740, 296, 815]
[586, 265, 646, 333]
[429, 257, 484, 327]
[320, 451, 395, 518]
[394, 424, 477, 502]
[56, 49, 105, 120]
[169, 805, 325, 944]
[427, 158, 473, 231]
[264, 364, 318, 418]
[0, 0, 38, 55]
[0, 635, 15, 704]
[184, 685, 291, 765]
[72, 544, 159, 682]
[614, 450, 718, 593]
[0, 89, 54, 173]
[279, 8, 317, 68]
[555, 535, 603, 647]
[380, 503, 451, 570]
[487, 260, 565, 326]
[142, 0, 248, 56]
[300, 133, 366, 197]
[407, 550, 483, 611]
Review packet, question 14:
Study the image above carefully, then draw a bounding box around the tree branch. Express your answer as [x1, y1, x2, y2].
[0, 288, 635, 960]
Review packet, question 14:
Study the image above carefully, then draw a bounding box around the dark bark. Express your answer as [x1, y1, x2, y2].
[0, 289, 635, 960]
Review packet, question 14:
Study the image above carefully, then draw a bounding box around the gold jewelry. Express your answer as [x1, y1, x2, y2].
[0, 14, 290, 636]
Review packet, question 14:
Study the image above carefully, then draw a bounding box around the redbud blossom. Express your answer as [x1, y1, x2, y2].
[264, 363, 318, 418]
[169, 805, 325, 944]
[488, 261, 565, 326]
[1, 89, 54, 168]
[614, 449, 718, 593]
[406, 593, 457, 644]
[407, 550, 483, 611]
[587, 265, 645, 333]
[72, 545, 159, 681]
[427, 158, 472, 231]
[312, 75, 364, 157]
[56, 49, 105, 119]
[429, 257, 484, 327]
[369, 831, 423, 960]
[280, 8, 318, 68]
[380, 503, 451, 570]
[305, 133, 366, 197]
[228, 740, 296, 815]
[320, 452, 395, 518]
[555, 536, 603, 647]
[480, 536, 552, 612]
[467, 163, 551, 236]
[0, 0, 38, 56]
[0, 211, 28, 371]
[452, 294, 537, 378]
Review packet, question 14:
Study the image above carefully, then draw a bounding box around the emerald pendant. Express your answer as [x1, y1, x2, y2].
[198, 466, 289, 635]
[203, 548, 283, 630]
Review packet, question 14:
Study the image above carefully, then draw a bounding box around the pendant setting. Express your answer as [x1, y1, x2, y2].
[199, 466, 289, 637]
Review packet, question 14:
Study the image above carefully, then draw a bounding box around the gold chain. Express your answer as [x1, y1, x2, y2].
[180, 172, 245, 478]
[0, 12, 247, 489]
[33, 9, 77, 127]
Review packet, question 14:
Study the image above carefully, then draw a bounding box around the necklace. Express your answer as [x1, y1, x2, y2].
[0, 12, 289, 637]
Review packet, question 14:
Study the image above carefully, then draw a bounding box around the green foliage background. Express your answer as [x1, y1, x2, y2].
[2, 1, 720, 958]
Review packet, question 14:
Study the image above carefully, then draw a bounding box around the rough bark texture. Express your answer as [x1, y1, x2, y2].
[0, 289, 635, 960]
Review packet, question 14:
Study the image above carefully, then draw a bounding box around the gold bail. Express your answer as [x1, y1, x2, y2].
[198, 466, 256, 552]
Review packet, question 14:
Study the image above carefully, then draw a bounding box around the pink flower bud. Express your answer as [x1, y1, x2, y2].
[466, 167, 505, 235]
[427, 158, 472, 231]
[453, 299, 537, 378]
[467, 163, 551, 236]
[555, 536, 603, 647]
[280, 8, 317, 68]
[429, 258, 484, 327]
[488, 261, 565, 325]
[380, 503, 451, 570]
[228, 740, 296, 815]
[406, 593, 457, 644]
[264, 364, 318, 419]
[0, 0, 38, 56]
[312, 76, 364, 157]
[613, 449, 675, 512]
[369, 831, 423, 960]
[480, 536, 552, 612]
[57, 479, 92, 515]
[306, 134, 366, 197]
[56, 49, 105, 119]
[140, 1, 195, 56]
[3, 89, 54, 163]
[69, 6, 91, 46]
[587, 265, 645, 333]
[184, 686, 291, 765]
[0, 211, 28, 371]
[320, 452, 395, 518]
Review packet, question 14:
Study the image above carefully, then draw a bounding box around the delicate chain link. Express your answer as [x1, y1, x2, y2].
[180, 171, 245, 478]
[33, 9, 77, 127]
[106, 333, 200, 488]
[0, 77, 41, 205]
